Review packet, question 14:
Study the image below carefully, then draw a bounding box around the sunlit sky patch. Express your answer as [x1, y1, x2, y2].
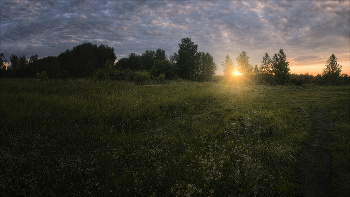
[1, 0, 349, 75]
[233, 71, 242, 76]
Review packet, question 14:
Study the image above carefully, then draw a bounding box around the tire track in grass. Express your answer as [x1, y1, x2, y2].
[299, 109, 331, 197]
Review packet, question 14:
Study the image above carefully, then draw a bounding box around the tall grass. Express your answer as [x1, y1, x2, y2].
[0, 79, 348, 196]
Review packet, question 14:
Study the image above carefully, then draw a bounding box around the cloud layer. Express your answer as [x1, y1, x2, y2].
[1, 0, 349, 74]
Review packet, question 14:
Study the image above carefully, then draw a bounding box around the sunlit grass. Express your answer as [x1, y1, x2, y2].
[0, 78, 349, 196]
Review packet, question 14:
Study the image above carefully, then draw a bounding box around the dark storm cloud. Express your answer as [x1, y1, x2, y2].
[1, 0, 349, 73]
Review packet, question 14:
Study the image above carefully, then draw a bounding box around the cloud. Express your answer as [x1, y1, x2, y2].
[294, 55, 323, 63]
[1, 0, 349, 75]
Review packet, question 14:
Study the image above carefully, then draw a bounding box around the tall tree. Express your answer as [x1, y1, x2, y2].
[0, 53, 8, 70]
[236, 51, 253, 77]
[141, 50, 156, 70]
[45, 56, 61, 78]
[253, 64, 259, 75]
[150, 60, 174, 79]
[155, 48, 167, 61]
[260, 52, 272, 74]
[96, 44, 117, 69]
[29, 54, 39, 64]
[176, 37, 198, 79]
[323, 54, 342, 85]
[16, 55, 28, 77]
[10, 55, 19, 70]
[57, 49, 72, 75]
[57, 42, 116, 78]
[169, 53, 178, 78]
[222, 55, 234, 77]
[63, 42, 98, 77]
[8, 55, 29, 77]
[196, 52, 217, 81]
[129, 52, 143, 71]
[115, 57, 129, 70]
[0, 53, 8, 77]
[271, 49, 290, 84]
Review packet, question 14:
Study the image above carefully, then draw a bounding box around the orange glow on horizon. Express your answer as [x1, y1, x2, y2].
[289, 61, 350, 76]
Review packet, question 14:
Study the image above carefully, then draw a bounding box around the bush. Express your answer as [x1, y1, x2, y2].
[151, 60, 174, 79]
[123, 69, 135, 81]
[289, 74, 303, 86]
[109, 70, 124, 81]
[90, 68, 109, 81]
[255, 73, 273, 85]
[156, 73, 166, 84]
[211, 75, 223, 83]
[58, 70, 70, 79]
[342, 74, 350, 85]
[134, 72, 150, 85]
[36, 71, 49, 80]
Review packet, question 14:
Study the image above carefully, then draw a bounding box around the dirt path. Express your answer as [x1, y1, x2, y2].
[299, 110, 332, 197]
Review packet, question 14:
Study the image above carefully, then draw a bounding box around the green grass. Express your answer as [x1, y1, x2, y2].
[0, 79, 349, 196]
[320, 96, 350, 197]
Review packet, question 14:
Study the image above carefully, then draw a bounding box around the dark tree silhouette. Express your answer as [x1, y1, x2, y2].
[260, 52, 272, 74]
[141, 50, 156, 70]
[195, 52, 217, 81]
[0, 53, 8, 70]
[271, 49, 290, 84]
[323, 54, 342, 85]
[9, 55, 19, 70]
[128, 52, 143, 71]
[150, 60, 174, 79]
[29, 54, 38, 64]
[255, 52, 274, 84]
[97, 44, 116, 69]
[0, 53, 8, 77]
[176, 37, 198, 79]
[9, 55, 28, 77]
[115, 57, 129, 70]
[57, 42, 116, 78]
[155, 48, 167, 61]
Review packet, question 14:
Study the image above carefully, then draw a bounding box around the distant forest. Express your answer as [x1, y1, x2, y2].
[0, 37, 349, 85]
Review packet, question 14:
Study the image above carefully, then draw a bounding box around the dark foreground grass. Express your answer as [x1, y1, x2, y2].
[319, 96, 350, 197]
[0, 79, 349, 196]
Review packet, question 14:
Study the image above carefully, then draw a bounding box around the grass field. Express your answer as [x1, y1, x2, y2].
[1, 78, 349, 196]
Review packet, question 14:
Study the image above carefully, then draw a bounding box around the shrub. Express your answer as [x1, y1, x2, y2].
[156, 73, 166, 84]
[58, 70, 70, 79]
[151, 60, 174, 79]
[134, 72, 150, 85]
[109, 70, 124, 81]
[123, 69, 135, 81]
[90, 68, 109, 81]
[211, 75, 223, 83]
[36, 71, 49, 80]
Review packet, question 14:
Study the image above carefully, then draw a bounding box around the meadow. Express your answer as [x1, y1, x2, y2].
[1, 78, 349, 196]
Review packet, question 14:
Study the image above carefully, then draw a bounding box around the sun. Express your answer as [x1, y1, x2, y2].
[233, 71, 242, 76]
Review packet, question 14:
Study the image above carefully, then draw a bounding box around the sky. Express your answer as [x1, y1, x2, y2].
[1, 0, 349, 75]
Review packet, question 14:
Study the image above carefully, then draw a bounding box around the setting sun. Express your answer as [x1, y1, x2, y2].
[233, 71, 242, 76]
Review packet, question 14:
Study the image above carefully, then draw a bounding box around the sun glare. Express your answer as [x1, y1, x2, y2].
[233, 71, 242, 76]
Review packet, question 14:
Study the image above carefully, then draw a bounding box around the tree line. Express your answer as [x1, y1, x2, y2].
[0, 38, 217, 82]
[0, 43, 116, 79]
[114, 37, 217, 81]
[0, 37, 348, 85]
[222, 49, 348, 85]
